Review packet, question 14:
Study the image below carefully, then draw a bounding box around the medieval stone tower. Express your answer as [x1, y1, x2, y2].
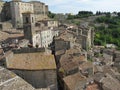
[22, 13, 35, 44]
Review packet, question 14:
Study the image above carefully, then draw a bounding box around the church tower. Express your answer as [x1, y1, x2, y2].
[22, 12, 35, 44]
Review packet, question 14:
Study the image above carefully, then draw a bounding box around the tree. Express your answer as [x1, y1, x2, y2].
[117, 12, 120, 17]
[94, 15, 120, 49]
[67, 14, 74, 19]
[77, 11, 93, 18]
[48, 11, 55, 18]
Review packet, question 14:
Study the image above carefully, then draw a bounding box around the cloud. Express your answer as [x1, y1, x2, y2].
[38, 0, 120, 14]
[6, 0, 120, 14]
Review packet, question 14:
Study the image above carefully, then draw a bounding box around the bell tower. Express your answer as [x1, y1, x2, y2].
[22, 12, 35, 44]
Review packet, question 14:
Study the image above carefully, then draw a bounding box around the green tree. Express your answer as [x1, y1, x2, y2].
[48, 11, 55, 18]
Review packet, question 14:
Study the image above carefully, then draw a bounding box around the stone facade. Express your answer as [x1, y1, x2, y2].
[32, 29, 53, 47]
[23, 13, 58, 48]
[10, 0, 34, 28]
[0, 66, 51, 90]
[0, 22, 13, 30]
[12, 70, 57, 90]
[41, 30, 52, 47]
[30, 1, 48, 21]
[2, 2, 11, 21]
[0, 1, 5, 21]
[77, 26, 94, 50]
[0, 0, 49, 28]
[38, 20, 58, 28]
[5, 50, 57, 90]
[23, 13, 35, 44]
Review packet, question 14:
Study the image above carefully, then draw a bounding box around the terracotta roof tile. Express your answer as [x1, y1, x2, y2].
[61, 61, 78, 72]
[0, 31, 9, 41]
[72, 55, 86, 64]
[9, 33, 24, 38]
[63, 73, 86, 90]
[79, 62, 93, 70]
[6, 53, 56, 70]
[0, 49, 3, 54]
[60, 54, 70, 66]
[65, 48, 80, 55]
[0, 66, 35, 90]
[100, 74, 120, 90]
[86, 83, 100, 90]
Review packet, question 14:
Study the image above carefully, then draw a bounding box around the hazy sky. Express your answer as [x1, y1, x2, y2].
[6, 0, 120, 14]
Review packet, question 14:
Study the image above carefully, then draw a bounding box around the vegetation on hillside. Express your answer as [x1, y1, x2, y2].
[94, 14, 120, 50]
[67, 11, 93, 19]
[48, 10, 120, 50]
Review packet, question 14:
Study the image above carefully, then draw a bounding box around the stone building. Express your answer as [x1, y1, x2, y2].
[10, 0, 49, 28]
[22, 12, 35, 44]
[54, 38, 70, 63]
[0, 22, 13, 30]
[76, 26, 94, 50]
[30, 1, 48, 21]
[63, 72, 86, 90]
[23, 12, 58, 48]
[0, 1, 11, 22]
[0, 0, 49, 28]
[5, 50, 57, 90]
[31, 28, 53, 48]
[10, 0, 34, 28]
[0, 0, 5, 21]
[0, 66, 50, 90]
[0, 66, 35, 90]
[1, 1, 12, 22]
[38, 20, 58, 28]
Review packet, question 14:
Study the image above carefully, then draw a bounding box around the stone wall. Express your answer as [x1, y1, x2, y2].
[0, 22, 13, 30]
[12, 47, 45, 54]
[0, 1, 5, 22]
[55, 39, 70, 51]
[10, 1, 34, 28]
[35, 14, 48, 21]
[12, 70, 58, 90]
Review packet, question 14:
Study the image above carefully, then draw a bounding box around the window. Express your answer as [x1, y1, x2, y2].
[25, 17, 29, 23]
[32, 17, 34, 23]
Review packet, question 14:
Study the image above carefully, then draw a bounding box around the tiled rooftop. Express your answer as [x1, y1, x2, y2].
[100, 73, 120, 90]
[0, 66, 50, 90]
[72, 55, 86, 64]
[0, 49, 3, 54]
[86, 83, 100, 90]
[65, 48, 81, 55]
[59, 48, 87, 73]
[9, 33, 24, 39]
[6, 53, 56, 70]
[63, 73, 86, 90]
[56, 30, 75, 42]
[0, 66, 35, 90]
[62, 61, 78, 72]
[0, 30, 23, 41]
[60, 48, 86, 66]
[79, 62, 93, 70]
[0, 31, 8, 41]
[60, 54, 70, 66]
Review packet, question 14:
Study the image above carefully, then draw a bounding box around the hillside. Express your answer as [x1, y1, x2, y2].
[94, 15, 120, 49]
[64, 13, 120, 50]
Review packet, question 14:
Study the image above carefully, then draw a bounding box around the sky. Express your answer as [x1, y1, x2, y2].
[6, 0, 120, 14]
